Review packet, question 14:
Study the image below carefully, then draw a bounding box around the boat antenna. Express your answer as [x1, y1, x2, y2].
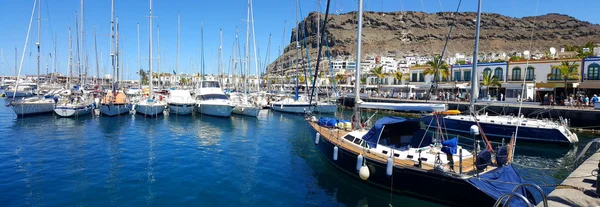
[308, 0, 331, 108]
[353, 0, 364, 130]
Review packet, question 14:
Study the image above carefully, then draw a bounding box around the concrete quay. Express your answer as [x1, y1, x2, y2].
[538, 152, 600, 207]
[339, 97, 600, 129]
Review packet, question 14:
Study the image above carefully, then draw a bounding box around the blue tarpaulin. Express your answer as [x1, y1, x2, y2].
[362, 116, 407, 148]
[441, 137, 458, 155]
[468, 165, 538, 206]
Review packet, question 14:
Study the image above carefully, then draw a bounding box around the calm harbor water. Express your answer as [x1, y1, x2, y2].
[0, 98, 595, 206]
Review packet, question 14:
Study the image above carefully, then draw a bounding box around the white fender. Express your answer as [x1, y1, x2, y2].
[333, 146, 339, 161]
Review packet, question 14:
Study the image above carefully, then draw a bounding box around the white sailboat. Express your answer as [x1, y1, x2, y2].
[135, 0, 166, 117]
[99, 0, 131, 117]
[54, 93, 94, 117]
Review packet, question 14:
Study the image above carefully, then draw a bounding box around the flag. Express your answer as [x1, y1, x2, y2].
[173, 70, 177, 75]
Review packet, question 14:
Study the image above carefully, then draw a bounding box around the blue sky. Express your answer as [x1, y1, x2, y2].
[0, 0, 598, 80]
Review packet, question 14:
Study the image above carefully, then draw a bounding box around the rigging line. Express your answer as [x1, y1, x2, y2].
[44, 0, 55, 52]
[297, 4, 311, 97]
[418, 0, 435, 56]
[513, 0, 541, 160]
[308, 0, 332, 107]
[13, 0, 37, 99]
[324, 30, 338, 100]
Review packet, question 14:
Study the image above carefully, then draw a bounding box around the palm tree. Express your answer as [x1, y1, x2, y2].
[370, 66, 387, 89]
[360, 77, 367, 85]
[423, 56, 449, 82]
[334, 73, 345, 84]
[393, 71, 406, 85]
[481, 72, 501, 97]
[548, 61, 580, 95]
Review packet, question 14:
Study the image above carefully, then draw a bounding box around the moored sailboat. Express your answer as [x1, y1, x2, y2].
[306, 0, 539, 206]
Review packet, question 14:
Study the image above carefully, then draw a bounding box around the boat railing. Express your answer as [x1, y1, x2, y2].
[503, 183, 548, 207]
[573, 138, 600, 167]
[493, 192, 532, 207]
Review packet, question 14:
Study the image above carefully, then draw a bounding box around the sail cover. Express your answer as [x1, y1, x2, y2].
[468, 165, 538, 206]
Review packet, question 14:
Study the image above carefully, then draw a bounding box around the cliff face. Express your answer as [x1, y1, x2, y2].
[268, 11, 600, 74]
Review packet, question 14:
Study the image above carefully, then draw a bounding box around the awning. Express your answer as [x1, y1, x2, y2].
[536, 83, 565, 88]
[536, 88, 554, 92]
[578, 82, 600, 89]
[361, 116, 420, 148]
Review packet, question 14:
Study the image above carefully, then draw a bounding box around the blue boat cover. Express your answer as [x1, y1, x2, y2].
[362, 116, 407, 148]
[441, 137, 458, 155]
[468, 165, 538, 206]
[318, 117, 338, 128]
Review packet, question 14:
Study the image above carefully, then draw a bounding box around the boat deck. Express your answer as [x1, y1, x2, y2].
[308, 121, 481, 174]
[539, 152, 600, 207]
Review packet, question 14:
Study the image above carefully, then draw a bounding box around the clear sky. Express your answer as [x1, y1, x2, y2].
[0, 0, 598, 80]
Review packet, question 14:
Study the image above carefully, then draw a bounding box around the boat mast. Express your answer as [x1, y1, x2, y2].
[249, 0, 260, 92]
[1, 48, 3, 84]
[157, 25, 161, 89]
[81, 0, 85, 86]
[177, 11, 180, 84]
[200, 25, 204, 81]
[116, 17, 120, 88]
[94, 25, 99, 85]
[137, 23, 140, 89]
[219, 27, 223, 90]
[149, 0, 153, 97]
[244, 1, 250, 94]
[68, 28, 72, 88]
[353, 0, 364, 130]
[36, 0, 41, 89]
[294, 0, 299, 101]
[469, 0, 482, 114]
[110, 0, 115, 91]
[53, 35, 57, 84]
[265, 34, 271, 91]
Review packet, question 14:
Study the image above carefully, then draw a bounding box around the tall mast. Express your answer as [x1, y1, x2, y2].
[219, 27, 223, 89]
[265, 34, 271, 91]
[68, 28, 72, 88]
[294, 0, 300, 100]
[53, 34, 57, 83]
[177, 12, 180, 79]
[137, 23, 140, 88]
[94, 25, 99, 85]
[234, 27, 240, 90]
[75, 12, 81, 85]
[244, 0, 250, 94]
[157, 25, 161, 89]
[81, 0, 85, 85]
[14, 48, 17, 78]
[110, 0, 115, 90]
[353, 0, 364, 130]
[36, 0, 41, 88]
[1, 48, 3, 83]
[149, 0, 154, 97]
[249, 0, 260, 92]
[469, 0, 482, 113]
[116, 17, 120, 87]
[200, 25, 204, 80]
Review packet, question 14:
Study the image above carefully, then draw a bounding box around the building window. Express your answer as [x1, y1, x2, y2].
[588, 63, 600, 80]
[511, 67, 521, 81]
[526, 66, 535, 81]
[483, 68, 492, 76]
[494, 67, 503, 80]
[550, 68, 562, 80]
[411, 73, 418, 82]
[454, 71, 461, 81]
[418, 72, 424, 82]
[464, 71, 471, 81]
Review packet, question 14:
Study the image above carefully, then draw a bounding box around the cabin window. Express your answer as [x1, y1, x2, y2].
[202, 81, 220, 88]
[353, 138, 362, 145]
[199, 94, 228, 100]
[343, 135, 354, 142]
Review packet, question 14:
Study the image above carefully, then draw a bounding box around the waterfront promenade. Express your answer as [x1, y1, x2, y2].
[339, 96, 600, 128]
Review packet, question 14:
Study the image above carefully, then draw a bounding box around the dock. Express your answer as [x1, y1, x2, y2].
[539, 152, 600, 207]
[339, 97, 600, 129]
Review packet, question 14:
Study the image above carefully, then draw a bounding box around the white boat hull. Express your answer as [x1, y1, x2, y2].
[5, 90, 34, 98]
[10, 101, 55, 116]
[54, 104, 93, 117]
[313, 103, 338, 114]
[136, 104, 166, 116]
[359, 102, 447, 112]
[197, 104, 233, 117]
[168, 103, 195, 115]
[270, 103, 314, 114]
[99, 104, 131, 116]
[232, 105, 261, 117]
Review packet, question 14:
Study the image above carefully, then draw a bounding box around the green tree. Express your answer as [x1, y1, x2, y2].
[360, 77, 367, 85]
[181, 77, 190, 85]
[492, 59, 506, 63]
[509, 56, 524, 61]
[423, 56, 449, 82]
[137, 69, 149, 85]
[298, 75, 305, 83]
[393, 71, 406, 84]
[456, 60, 467, 65]
[481, 72, 501, 97]
[548, 61, 580, 95]
[334, 73, 346, 84]
[369, 66, 387, 89]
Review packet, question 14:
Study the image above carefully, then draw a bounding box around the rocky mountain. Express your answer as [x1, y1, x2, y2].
[267, 11, 600, 74]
